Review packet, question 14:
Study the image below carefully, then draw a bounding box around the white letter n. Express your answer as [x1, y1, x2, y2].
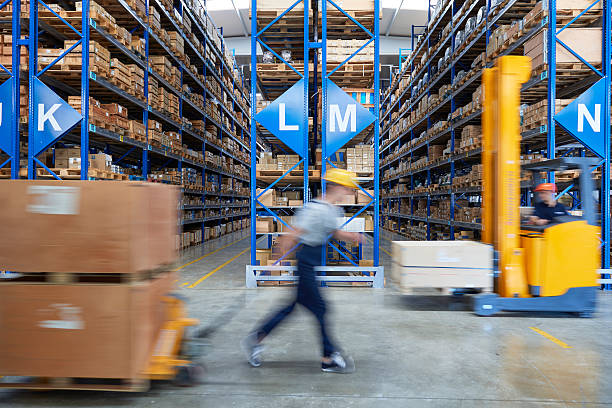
[578, 103, 600, 133]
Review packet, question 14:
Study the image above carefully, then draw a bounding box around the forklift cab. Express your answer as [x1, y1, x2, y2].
[521, 157, 601, 230]
[519, 157, 601, 297]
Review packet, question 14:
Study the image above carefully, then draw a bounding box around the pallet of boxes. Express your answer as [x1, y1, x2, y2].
[391, 241, 493, 294]
[0, 181, 193, 391]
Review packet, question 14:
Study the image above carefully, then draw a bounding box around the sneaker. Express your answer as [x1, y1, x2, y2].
[241, 332, 264, 367]
[321, 352, 355, 373]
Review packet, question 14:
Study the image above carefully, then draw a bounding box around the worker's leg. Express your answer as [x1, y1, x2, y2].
[299, 282, 336, 357]
[294, 244, 337, 358]
[257, 301, 296, 339]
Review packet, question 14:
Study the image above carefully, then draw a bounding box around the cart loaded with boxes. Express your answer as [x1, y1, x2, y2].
[0, 181, 204, 391]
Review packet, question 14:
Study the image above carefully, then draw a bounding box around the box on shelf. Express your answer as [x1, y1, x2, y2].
[256, 218, 275, 233]
[524, 28, 602, 70]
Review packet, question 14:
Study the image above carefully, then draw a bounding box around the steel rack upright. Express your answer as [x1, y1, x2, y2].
[247, 0, 384, 288]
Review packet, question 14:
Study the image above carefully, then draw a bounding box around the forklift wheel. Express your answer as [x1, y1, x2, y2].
[173, 363, 206, 387]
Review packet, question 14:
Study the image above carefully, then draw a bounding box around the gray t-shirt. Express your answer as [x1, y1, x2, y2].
[293, 199, 343, 246]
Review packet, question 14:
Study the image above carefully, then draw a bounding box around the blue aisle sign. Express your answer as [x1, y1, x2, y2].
[0, 78, 14, 156]
[31, 77, 82, 156]
[325, 79, 376, 156]
[255, 79, 306, 158]
[556, 78, 606, 157]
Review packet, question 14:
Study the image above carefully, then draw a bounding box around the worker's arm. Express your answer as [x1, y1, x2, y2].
[279, 227, 302, 255]
[529, 216, 549, 226]
[333, 229, 364, 244]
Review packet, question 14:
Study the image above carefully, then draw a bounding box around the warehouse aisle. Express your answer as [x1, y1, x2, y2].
[2, 232, 612, 407]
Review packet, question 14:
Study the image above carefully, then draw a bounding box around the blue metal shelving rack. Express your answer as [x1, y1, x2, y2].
[379, 0, 611, 288]
[247, 0, 384, 288]
[11, 0, 251, 246]
[0, 0, 19, 180]
[0, 0, 21, 179]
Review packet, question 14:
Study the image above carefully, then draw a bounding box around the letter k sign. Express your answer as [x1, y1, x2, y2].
[31, 78, 82, 156]
[255, 79, 306, 158]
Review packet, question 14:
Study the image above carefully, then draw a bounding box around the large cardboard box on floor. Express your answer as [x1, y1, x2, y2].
[0, 270, 176, 378]
[0, 181, 178, 273]
[391, 241, 494, 292]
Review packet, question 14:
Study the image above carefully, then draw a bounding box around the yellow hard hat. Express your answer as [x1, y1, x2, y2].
[323, 167, 359, 189]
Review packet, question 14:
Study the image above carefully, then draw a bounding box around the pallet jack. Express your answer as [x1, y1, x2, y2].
[473, 56, 601, 317]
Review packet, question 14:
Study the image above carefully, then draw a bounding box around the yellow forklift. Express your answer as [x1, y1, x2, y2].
[473, 56, 601, 317]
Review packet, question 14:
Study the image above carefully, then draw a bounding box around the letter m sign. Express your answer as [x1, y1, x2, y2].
[325, 79, 376, 157]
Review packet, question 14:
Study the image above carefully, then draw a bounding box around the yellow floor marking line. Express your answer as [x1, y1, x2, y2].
[188, 247, 250, 288]
[173, 236, 248, 272]
[529, 327, 572, 349]
[180, 282, 190, 287]
[379, 246, 392, 257]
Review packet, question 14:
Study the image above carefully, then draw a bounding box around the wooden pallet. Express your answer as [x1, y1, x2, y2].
[0, 376, 149, 392]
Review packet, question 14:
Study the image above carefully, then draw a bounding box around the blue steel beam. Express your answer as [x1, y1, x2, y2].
[10, 0, 20, 179]
[373, 0, 380, 265]
[602, 0, 611, 282]
[250, 0, 258, 266]
[28, 0, 38, 179]
[80, 0, 90, 180]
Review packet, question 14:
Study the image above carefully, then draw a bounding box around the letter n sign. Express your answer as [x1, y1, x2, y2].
[556, 78, 606, 158]
[325, 79, 376, 157]
[31, 77, 82, 156]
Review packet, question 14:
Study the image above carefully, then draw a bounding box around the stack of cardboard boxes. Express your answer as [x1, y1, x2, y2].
[455, 125, 482, 152]
[521, 99, 571, 132]
[345, 145, 375, 174]
[257, 153, 303, 172]
[0, 181, 178, 384]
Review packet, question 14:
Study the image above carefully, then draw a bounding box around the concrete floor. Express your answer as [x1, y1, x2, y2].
[2, 230, 612, 407]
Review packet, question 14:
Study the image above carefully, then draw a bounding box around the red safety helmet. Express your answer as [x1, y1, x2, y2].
[534, 183, 557, 193]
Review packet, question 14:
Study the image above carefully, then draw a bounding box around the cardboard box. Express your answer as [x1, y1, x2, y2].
[0, 270, 176, 379]
[391, 241, 493, 291]
[256, 188, 275, 207]
[337, 193, 356, 205]
[69, 157, 81, 169]
[341, 217, 365, 232]
[55, 158, 69, 169]
[256, 249, 271, 266]
[55, 147, 81, 160]
[356, 189, 374, 204]
[256, 218, 275, 233]
[288, 200, 303, 207]
[0, 181, 179, 273]
[89, 153, 111, 170]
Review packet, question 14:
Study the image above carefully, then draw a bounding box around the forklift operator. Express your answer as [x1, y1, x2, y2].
[529, 183, 568, 226]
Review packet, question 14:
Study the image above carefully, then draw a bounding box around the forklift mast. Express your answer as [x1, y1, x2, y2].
[482, 56, 531, 298]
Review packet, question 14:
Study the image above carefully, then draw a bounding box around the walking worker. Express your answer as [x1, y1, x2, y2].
[242, 168, 362, 373]
[529, 183, 568, 226]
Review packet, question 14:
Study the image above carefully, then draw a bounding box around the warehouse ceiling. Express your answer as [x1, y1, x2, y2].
[206, 0, 430, 38]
